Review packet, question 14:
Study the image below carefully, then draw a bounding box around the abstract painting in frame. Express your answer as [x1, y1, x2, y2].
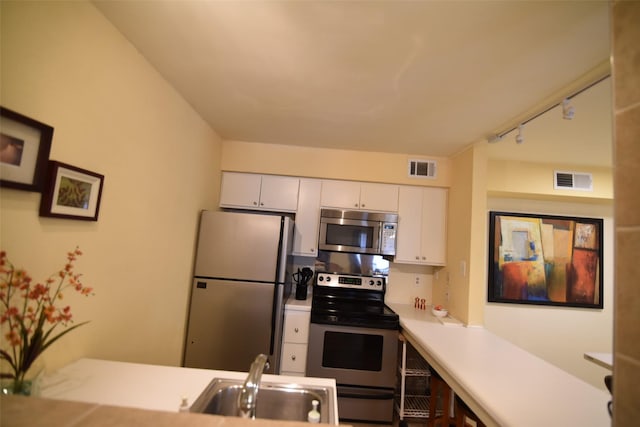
[488, 211, 603, 309]
[40, 161, 104, 221]
[0, 107, 53, 192]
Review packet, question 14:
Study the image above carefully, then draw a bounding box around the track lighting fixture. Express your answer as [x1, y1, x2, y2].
[485, 74, 607, 146]
[515, 124, 524, 144]
[487, 134, 502, 144]
[562, 98, 575, 120]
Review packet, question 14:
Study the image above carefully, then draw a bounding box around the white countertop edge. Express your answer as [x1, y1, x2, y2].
[285, 294, 312, 311]
[389, 303, 610, 427]
[584, 352, 613, 370]
[41, 358, 337, 421]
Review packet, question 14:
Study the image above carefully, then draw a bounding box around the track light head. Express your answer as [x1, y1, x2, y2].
[487, 134, 502, 144]
[562, 99, 575, 120]
[515, 124, 524, 144]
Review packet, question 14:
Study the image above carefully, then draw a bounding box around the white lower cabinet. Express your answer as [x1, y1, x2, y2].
[395, 186, 448, 266]
[279, 305, 311, 376]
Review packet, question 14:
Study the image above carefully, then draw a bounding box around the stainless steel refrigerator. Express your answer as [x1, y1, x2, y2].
[183, 210, 294, 374]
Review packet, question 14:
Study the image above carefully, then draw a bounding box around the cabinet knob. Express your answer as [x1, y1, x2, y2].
[291, 355, 296, 361]
[415, 256, 420, 260]
[310, 248, 315, 253]
[294, 327, 299, 333]
[253, 201, 258, 206]
[260, 202, 264, 206]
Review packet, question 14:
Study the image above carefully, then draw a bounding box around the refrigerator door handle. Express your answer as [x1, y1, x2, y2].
[270, 217, 286, 355]
[269, 281, 285, 372]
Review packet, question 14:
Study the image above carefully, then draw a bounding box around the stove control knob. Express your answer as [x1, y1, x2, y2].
[326, 276, 331, 282]
[318, 276, 324, 282]
[369, 280, 374, 286]
[377, 280, 383, 286]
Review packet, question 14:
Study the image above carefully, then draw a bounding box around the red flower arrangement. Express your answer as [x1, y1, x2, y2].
[0, 247, 94, 394]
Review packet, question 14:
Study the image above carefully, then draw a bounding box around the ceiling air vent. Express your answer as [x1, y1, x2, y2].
[408, 159, 437, 179]
[554, 170, 593, 191]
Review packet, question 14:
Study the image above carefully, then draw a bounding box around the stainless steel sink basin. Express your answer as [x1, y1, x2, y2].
[190, 378, 336, 424]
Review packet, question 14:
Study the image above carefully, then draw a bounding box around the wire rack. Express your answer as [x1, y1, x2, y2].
[396, 334, 440, 421]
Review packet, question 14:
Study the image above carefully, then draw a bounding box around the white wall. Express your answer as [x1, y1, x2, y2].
[484, 197, 613, 390]
[0, 1, 221, 371]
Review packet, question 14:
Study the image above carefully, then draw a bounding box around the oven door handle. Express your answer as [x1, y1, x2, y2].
[337, 389, 395, 400]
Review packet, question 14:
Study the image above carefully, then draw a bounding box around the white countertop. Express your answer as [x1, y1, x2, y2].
[388, 303, 611, 427]
[584, 352, 613, 370]
[285, 292, 312, 311]
[40, 358, 337, 420]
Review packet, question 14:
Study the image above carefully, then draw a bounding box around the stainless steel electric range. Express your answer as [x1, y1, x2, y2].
[306, 272, 399, 424]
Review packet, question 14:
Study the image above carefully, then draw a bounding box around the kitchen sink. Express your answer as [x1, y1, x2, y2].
[190, 378, 336, 424]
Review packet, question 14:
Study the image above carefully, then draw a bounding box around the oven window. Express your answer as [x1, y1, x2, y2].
[325, 224, 374, 249]
[322, 331, 383, 371]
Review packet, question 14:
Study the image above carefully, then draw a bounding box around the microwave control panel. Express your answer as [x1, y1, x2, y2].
[380, 222, 397, 255]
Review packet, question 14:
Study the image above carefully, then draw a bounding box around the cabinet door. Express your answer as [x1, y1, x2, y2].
[283, 310, 311, 344]
[293, 179, 321, 256]
[280, 342, 308, 374]
[360, 183, 399, 212]
[395, 186, 423, 263]
[219, 172, 262, 208]
[259, 175, 300, 211]
[320, 180, 361, 209]
[420, 187, 447, 265]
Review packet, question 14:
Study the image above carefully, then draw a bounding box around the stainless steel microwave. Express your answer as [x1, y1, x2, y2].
[318, 209, 398, 256]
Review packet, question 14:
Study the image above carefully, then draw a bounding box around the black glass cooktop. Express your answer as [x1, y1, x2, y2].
[311, 286, 399, 330]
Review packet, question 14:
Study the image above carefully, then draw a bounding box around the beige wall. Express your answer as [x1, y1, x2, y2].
[612, 1, 640, 425]
[484, 197, 614, 390]
[434, 145, 473, 324]
[488, 159, 613, 201]
[435, 142, 488, 326]
[0, 1, 221, 371]
[221, 140, 452, 187]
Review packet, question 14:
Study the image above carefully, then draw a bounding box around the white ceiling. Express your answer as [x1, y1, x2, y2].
[93, 0, 612, 167]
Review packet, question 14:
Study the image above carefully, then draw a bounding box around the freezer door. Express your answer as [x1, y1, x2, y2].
[183, 278, 282, 373]
[194, 211, 286, 282]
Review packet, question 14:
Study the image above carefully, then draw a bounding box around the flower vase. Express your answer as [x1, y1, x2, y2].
[0, 358, 45, 396]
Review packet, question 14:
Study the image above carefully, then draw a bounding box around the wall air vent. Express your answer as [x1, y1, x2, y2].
[408, 159, 437, 179]
[554, 170, 593, 191]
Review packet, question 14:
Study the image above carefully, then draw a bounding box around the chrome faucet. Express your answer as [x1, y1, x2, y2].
[237, 354, 270, 419]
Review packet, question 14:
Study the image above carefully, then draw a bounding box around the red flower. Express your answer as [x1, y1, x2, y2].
[0, 247, 95, 392]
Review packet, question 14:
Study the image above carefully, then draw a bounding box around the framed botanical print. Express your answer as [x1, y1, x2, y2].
[40, 161, 104, 221]
[0, 107, 53, 192]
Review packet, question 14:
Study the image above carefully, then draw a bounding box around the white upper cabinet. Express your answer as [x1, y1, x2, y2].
[395, 186, 448, 266]
[259, 175, 300, 211]
[359, 183, 399, 212]
[292, 178, 322, 257]
[219, 172, 262, 208]
[320, 180, 360, 209]
[219, 172, 300, 212]
[320, 180, 398, 212]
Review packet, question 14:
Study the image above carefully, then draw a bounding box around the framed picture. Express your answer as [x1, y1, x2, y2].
[39, 161, 104, 221]
[0, 107, 53, 192]
[488, 211, 603, 309]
